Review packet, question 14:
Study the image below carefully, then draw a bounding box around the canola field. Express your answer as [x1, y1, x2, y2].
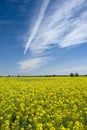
[0, 77, 87, 130]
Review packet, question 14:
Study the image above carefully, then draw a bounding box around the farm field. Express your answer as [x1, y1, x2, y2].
[0, 77, 87, 130]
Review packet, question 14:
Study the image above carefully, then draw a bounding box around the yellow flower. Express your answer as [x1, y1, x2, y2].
[5, 120, 9, 126]
[20, 128, 24, 130]
[0, 117, 3, 120]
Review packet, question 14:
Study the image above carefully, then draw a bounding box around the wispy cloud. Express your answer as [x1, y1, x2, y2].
[50, 66, 87, 75]
[24, 0, 50, 54]
[18, 57, 49, 73]
[19, 0, 87, 72]
[28, 0, 87, 53]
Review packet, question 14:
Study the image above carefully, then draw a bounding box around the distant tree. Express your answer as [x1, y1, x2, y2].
[75, 73, 79, 77]
[70, 73, 74, 77]
[18, 75, 20, 77]
[7, 75, 11, 77]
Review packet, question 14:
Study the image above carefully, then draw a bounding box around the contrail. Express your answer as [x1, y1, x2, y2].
[24, 0, 50, 54]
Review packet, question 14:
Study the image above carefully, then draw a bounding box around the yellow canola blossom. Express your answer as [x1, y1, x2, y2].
[0, 77, 87, 130]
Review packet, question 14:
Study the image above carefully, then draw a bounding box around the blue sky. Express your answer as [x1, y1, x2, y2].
[0, 0, 87, 75]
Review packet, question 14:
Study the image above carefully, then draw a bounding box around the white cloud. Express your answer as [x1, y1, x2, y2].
[42, 62, 87, 75]
[19, 0, 87, 72]
[18, 57, 49, 73]
[24, 0, 87, 54]
[52, 66, 87, 75]
[24, 0, 50, 54]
